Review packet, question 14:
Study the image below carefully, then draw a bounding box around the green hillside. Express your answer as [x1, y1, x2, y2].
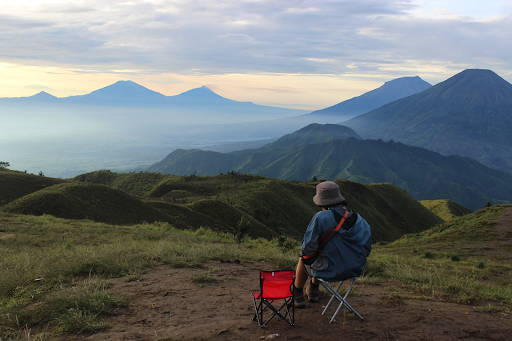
[74, 171, 441, 241]
[390, 205, 511, 258]
[0, 212, 298, 339]
[345, 69, 512, 173]
[261, 123, 361, 148]
[420, 199, 471, 222]
[1, 205, 510, 339]
[0, 169, 65, 205]
[74, 170, 169, 197]
[371, 205, 512, 309]
[146, 125, 512, 210]
[2, 183, 168, 225]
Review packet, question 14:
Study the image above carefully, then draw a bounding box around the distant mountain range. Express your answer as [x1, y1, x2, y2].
[148, 123, 512, 210]
[309, 76, 431, 120]
[0, 80, 305, 116]
[345, 69, 512, 173]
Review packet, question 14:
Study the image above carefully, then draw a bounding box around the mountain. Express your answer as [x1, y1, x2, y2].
[148, 123, 512, 210]
[0, 80, 306, 115]
[63, 83, 240, 106]
[147, 124, 362, 174]
[167, 86, 236, 105]
[345, 69, 512, 173]
[263, 123, 361, 149]
[309, 76, 431, 120]
[28, 91, 58, 101]
[0, 90, 58, 103]
[63, 80, 166, 104]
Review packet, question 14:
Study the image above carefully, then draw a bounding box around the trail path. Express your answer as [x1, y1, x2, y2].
[68, 260, 511, 341]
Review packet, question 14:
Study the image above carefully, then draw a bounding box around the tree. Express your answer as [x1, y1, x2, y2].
[0, 161, 9, 169]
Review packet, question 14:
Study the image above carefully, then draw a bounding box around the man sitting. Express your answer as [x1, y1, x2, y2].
[294, 181, 372, 307]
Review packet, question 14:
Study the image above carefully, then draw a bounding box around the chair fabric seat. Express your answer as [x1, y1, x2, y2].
[252, 291, 292, 299]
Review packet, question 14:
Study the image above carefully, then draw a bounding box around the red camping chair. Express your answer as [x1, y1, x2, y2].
[252, 270, 295, 328]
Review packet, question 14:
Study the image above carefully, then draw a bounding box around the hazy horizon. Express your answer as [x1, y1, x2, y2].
[1, 0, 511, 110]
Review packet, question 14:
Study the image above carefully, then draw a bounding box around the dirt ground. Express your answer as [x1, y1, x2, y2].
[58, 207, 512, 341]
[58, 258, 510, 341]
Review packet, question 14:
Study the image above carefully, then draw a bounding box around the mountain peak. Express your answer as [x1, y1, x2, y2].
[268, 123, 361, 149]
[459, 68, 496, 75]
[295, 123, 361, 137]
[310, 76, 431, 119]
[179, 85, 220, 96]
[30, 91, 56, 99]
[384, 76, 429, 86]
[450, 69, 510, 84]
[83, 80, 165, 101]
[170, 85, 235, 104]
[431, 68, 512, 97]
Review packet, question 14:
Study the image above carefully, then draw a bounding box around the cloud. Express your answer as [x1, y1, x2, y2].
[0, 0, 511, 84]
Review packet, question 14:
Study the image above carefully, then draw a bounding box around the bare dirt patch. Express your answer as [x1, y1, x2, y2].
[59, 261, 512, 341]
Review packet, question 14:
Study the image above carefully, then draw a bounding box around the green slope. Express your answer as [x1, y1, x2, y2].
[372, 205, 512, 309]
[0, 169, 65, 205]
[420, 199, 471, 222]
[387, 205, 512, 263]
[146, 129, 512, 210]
[2, 183, 168, 225]
[76, 171, 441, 241]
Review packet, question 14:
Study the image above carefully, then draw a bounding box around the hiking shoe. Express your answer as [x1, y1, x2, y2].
[306, 285, 320, 303]
[294, 294, 306, 308]
[293, 288, 306, 308]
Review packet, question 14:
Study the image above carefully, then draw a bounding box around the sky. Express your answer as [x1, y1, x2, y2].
[0, 0, 511, 110]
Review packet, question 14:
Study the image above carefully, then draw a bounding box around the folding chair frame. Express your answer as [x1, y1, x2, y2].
[318, 277, 364, 323]
[252, 295, 295, 328]
[252, 271, 295, 328]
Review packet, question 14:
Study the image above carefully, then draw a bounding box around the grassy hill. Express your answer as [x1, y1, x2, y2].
[1, 206, 510, 339]
[0, 169, 65, 206]
[75, 171, 441, 241]
[0, 212, 297, 339]
[0, 169, 442, 242]
[369, 205, 512, 310]
[2, 183, 169, 225]
[420, 199, 471, 221]
[146, 124, 512, 210]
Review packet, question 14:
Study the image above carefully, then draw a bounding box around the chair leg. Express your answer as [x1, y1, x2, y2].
[257, 298, 295, 327]
[319, 278, 365, 323]
[253, 297, 264, 327]
[321, 281, 343, 316]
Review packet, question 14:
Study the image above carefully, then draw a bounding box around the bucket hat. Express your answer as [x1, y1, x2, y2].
[313, 181, 345, 206]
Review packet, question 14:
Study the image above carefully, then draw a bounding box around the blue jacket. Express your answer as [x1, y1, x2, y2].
[301, 207, 372, 281]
